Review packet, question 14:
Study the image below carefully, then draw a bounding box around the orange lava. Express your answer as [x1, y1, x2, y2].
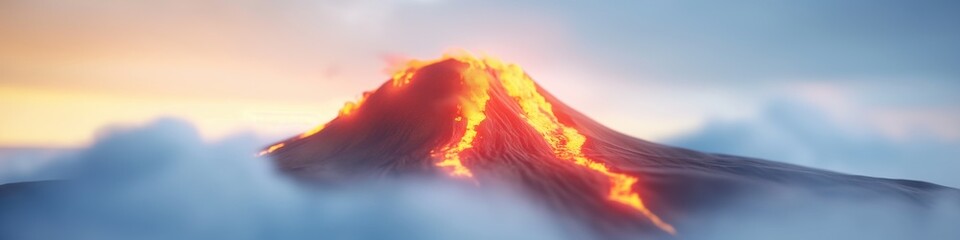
[338, 92, 371, 117]
[298, 124, 326, 139]
[258, 143, 285, 156]
[487, 57, 676, 235]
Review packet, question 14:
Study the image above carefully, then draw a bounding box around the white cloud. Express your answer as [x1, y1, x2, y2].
[668, 98, 960, 188]
[1, 118, 958, 239]
[0, 119, 580, 240]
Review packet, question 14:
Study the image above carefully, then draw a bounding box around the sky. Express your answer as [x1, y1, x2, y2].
[0, 1, 958, 186]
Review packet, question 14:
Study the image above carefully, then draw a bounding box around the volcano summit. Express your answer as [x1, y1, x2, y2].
[262, 54, 958, 238]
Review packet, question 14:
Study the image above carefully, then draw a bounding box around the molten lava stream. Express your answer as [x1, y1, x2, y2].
[489, 59, 676, 235]
[431, 57, 493, 178]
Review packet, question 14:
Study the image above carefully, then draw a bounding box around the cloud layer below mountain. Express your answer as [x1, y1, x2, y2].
[1, 119, 957, 240]
[669, 99, 960, 188]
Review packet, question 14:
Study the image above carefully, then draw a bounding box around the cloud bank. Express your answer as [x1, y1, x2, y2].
[0, 119, 581, 240]
[1, 118, 958, 240]
[669, 99, 960, 188]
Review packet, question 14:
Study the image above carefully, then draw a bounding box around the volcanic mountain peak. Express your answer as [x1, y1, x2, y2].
[264, 54, 675, 234]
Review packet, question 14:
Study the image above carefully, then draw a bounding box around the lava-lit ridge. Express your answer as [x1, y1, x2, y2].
[262, 53, 675, 235]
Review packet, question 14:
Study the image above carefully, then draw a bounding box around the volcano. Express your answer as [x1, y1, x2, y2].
[262, 54, 957, 238]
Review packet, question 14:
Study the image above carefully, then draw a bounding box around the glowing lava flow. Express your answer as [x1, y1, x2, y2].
[433, 60, 493, 178]
[258, 143, 285, 156]
[338, 92, 371, 117]
[487, 59, 677, 235]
